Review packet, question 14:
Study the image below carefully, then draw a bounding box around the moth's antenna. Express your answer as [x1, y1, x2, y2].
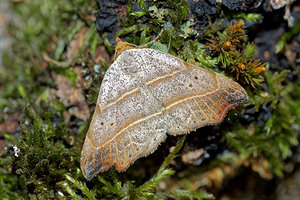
[114, 29, 164, 60]
[168, 32, 172, 52]
[139, 29, 164, 48]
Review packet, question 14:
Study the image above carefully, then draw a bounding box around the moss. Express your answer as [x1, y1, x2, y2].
[276, 18, 300, 53]
[13, 103, 84, 198]
[0, 134, 26, 199]
[0, 0, 97, 198]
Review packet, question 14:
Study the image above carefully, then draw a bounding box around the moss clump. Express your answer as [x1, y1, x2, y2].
[14, 104, 85, 199]
[0, 134, 24, 199]
[225, 70, 299, 176]
[207, 21, 266, 87]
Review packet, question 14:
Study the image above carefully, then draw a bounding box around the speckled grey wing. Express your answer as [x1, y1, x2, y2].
[81, 49, 185, 180]
[80, 48, 249, 181]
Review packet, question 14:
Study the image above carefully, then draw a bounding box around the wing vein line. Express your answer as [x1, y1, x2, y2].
[173, 76, 211, 122]
[128, 136, 137, 155]
[224, 89, 237, 102]
[199, 98, 219, 119]
[173, 77, 205, 125]
[101, 69, 185, 111]
[121, 140, 129, 167]
[98, 89, 229, 149]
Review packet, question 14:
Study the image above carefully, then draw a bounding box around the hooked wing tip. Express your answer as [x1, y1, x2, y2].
[80, 152, 96, 181]
[81, 153, 110, 181]
[80, 139, 112, 181]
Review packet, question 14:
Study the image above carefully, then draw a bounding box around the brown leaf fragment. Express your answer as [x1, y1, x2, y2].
[250, 157, 273, 179]
[0, 112, 20, 133]
[52, 67, 90, 121]
[66, 27, 89, 60]
[0, 137, 6, 151]
[182, 149, 206, 165]
[93, 45, 110, 66]
[270, 0, 287, 9]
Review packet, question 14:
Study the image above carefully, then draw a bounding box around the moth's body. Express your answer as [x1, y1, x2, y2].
[81, 48, 249, 181]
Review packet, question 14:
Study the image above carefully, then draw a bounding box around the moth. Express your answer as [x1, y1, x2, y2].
[81, 45, 249, 181]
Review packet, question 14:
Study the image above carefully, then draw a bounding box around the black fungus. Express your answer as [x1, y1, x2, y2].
[221, 0, 262, 11]
[188, 0, 219, 30]
[257, 104, 273, 127]
[95, 0, 128, 43]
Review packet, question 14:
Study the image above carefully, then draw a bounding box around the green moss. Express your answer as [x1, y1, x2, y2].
[13, 103, 84, 199]
[276, 18, 300, 53]
[0, 0, 97, 198]
[230, 12, 263, 23]
[0, 0, 99, 111]
[0, 134, 26, 199]
[117, 3, 265, 88]
[224, 69, 299, 176]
